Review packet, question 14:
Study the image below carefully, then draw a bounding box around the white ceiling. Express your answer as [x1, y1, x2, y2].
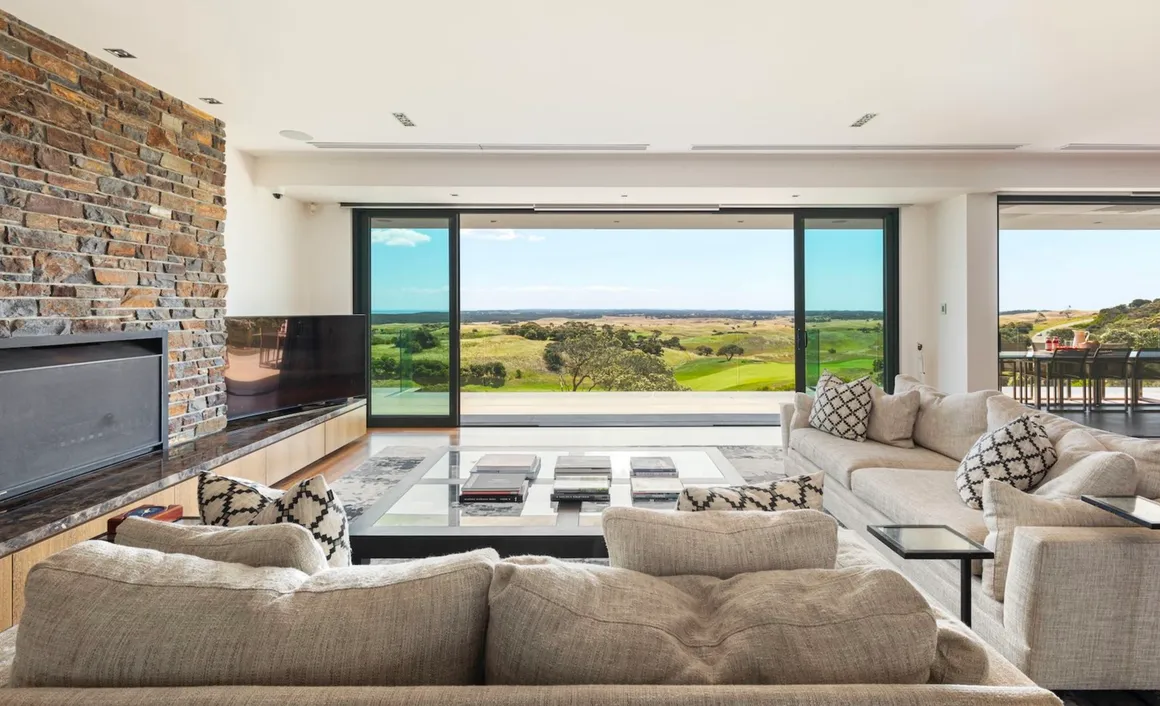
[1000, 202, 1160, 229]
[5, 0, 1160, 156]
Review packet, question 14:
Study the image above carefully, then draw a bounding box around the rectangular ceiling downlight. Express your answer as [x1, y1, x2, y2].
[392, 113, 416, 127]
[850, 113, 878, 127]
[308, 142, 481, 150]
[689, 144, 1026, 152]
[479, 144, 649, 152]
[1060, 144, 1160, 151]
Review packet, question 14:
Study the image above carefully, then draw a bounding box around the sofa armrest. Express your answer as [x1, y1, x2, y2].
[1002, 526, 1160, 689]
[780, 402, 795, 448]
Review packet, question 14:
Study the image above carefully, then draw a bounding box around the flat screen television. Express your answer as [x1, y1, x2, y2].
[224, 315, 366, 420]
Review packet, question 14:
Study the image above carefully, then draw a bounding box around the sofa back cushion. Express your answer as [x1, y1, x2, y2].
[1032, 450, 1138, 499]
[486, 557, 937, 686]
[603, 506, 836, 578]
[867, 385, 921, 448]
[12, 542, 497, 688]
[115, 516, 329, 574]
[895, 377, 997, 460]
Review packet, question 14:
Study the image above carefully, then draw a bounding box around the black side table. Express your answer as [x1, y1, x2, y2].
[1081, 495, 1160, 529]
[867, 524, 994, 627]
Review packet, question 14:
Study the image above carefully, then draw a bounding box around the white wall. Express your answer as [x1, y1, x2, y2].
[295, 204, 353, 314]
[223, 147, 308, 315]
[929, 193, 998, 392]
[898, 205, 936, 384]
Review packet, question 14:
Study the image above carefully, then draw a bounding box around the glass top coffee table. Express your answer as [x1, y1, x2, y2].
[348, 446, 746, 562]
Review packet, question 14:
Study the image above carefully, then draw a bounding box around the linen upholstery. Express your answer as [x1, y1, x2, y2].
[115, 517, 329, 574]
[985, 394, 1087, 444]
[603, 507, 837, 577]
[1087, 432, 1160, 498]
[790, 427, 959, 488]
[0, 684, 1065, 705]
[867, 385, 921, 448]
[1032, 451, 1137, 499]
[851, 468, 986, 546]
[980, 480, 1132, 601]
[895, 377, 997, 460]
[791, 392, 813, 431]
[929, 621, 989, 686]
[12, 542, 497, 688]
[1034, 428, 1109, 486]
[485, 556, 938, 686]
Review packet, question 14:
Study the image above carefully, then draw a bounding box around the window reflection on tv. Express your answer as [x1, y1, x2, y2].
[225, 316, 366, 420]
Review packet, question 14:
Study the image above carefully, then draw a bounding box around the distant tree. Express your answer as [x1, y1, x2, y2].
[827, 347, 837, 355]
[543, 329, 616, 391]
[1063, 306, 1073, 320]
[414, 328, 438, 350]
[694, 345, 713, 356]
[461, 361, 506, 387]
[411, 359, 449, 385]
[514, 369, 522, 379]
[752, 321, 758, 327]
[1130, 298, 1151, 309]
[1034, 312, 1047, 323]
[371, 356, 398, 381]
[1137, 329, 1160, 348]
[592, 349, 686, 391]
[717, 343, 744, 361]
[1099, 328, 1139, 347]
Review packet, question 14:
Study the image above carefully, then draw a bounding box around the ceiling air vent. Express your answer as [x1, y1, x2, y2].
[308, 142, 481, 150]
[478, 144, 649, 152]
[690, 144, 1026, 152]
[1060, 143, 1160, 152]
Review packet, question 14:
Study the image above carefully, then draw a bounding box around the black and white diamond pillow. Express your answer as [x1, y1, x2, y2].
[955, 416, 1057, 510]
[676, 472, 824, 512]
[809, 373, 873, 441]
[198, 472, 351, 567]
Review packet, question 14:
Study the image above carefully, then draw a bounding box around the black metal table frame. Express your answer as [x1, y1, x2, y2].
[348, 445, 746, 563]
[867, 524, 994, 627]
[1081, 495, 1160, 530]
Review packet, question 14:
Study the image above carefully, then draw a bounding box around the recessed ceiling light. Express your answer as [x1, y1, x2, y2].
[1094, 221, 1103, 224]
[737, 220, 744, 223]
[849, 113, 878, 128]
[792, 194, 800, 198]
[490, 220, 497, 223]
[833, 219, 848, 224]
[450, 193, 459, 197]
[621, 194, 628, 198]
[104, 48, 135, 59]
[613, 220, 620, 223]
[393, 112, 416, 127]
[279, 129, 313, 141]
[200, 97, 222, 105]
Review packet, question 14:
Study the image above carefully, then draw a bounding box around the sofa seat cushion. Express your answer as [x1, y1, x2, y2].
[12, 542, 498, 688]
[486, 556, 938, 686]
[791, 428, 959, 488]
[851, 468, 987, 546]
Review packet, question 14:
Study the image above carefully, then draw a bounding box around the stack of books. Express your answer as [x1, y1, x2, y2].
[551, 475, 611, 503]
[630, 476, 684, 502]
[551, 455, 613, 503]
[471, 453, 541, 480]
[458, 473, 529, 503]
[630, 456, 678, 477]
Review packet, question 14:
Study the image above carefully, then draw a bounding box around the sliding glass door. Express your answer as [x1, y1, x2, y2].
[354, 211, 459, 426]
[795, 212, 897, 391]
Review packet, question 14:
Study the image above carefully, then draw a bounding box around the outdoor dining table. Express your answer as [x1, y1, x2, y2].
[998, 350, 1141, 409]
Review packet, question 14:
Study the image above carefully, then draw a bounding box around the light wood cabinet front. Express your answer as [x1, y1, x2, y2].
[265, 425, 325, 485]
[324, 409, 367, 455]
[0, 555, 12, 632]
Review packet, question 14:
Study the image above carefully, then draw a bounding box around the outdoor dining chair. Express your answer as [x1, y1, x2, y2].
[1088, 347, 1131, 411]
[1043, 348, 1091, 411]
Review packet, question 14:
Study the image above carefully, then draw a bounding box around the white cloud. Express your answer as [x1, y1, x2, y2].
[462, 229, 546, 243]
[372, 228, 431, 247]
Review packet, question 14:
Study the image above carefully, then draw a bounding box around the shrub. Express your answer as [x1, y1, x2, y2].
[411, 359, 450, 385]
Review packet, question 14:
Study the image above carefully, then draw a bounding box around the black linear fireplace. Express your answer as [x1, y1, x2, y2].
[0, 331, 168, 501]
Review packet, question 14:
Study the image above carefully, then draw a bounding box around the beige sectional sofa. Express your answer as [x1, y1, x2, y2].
[782, 376, 1160, 690]
[1, 514, 1060, 705]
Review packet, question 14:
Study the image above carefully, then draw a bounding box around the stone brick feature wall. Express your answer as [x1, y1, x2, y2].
[0, 11, 228, 442]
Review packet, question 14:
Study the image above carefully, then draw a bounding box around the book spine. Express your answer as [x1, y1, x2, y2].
[458, 495, 524, 503]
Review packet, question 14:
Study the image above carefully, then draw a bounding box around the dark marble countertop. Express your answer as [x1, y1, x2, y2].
[0, 400, 367, 557]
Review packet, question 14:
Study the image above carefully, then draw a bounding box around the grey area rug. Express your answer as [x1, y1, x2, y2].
[330, 445, 787, 522]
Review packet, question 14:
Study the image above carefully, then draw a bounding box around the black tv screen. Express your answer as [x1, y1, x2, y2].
[224, 315, 366, 420]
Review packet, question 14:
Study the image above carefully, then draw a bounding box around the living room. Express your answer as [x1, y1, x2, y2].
[1, 2, 1159, 705]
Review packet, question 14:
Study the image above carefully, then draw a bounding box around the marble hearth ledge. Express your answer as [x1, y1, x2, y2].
[0, 400, 366, 557]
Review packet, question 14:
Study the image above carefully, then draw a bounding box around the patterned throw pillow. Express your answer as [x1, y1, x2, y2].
[955, 416, 1057, 510]
[198, 472, 351, 567]
[676, 472, 824, 512]
[809, 373, 873, 441]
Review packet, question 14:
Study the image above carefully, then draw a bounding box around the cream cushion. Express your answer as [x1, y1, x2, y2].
[790, 427, 959, 488]
[867, 386, 921, 449]
[1088, 432, 1160, 499]
[115, 517, 329, 574]
[603, 507, 838, 578]
[790, 392, 814, 431]
[1035, 429, 1109, 487]
[486, 556, 938, 686]
[981, 480, 1133, 601]
[1032, 451, 1138, 499]
[851, 468, 986, 546]
[985, 395, 1087, 444]
[895, 377, 997, 460]
[12, 542, 498, 688]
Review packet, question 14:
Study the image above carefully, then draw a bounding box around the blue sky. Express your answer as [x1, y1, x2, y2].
[370, 227, 886, 312]
[999, 230, 1160, 311]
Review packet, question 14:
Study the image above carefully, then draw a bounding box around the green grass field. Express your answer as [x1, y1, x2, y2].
[370, 316, 884, 393]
